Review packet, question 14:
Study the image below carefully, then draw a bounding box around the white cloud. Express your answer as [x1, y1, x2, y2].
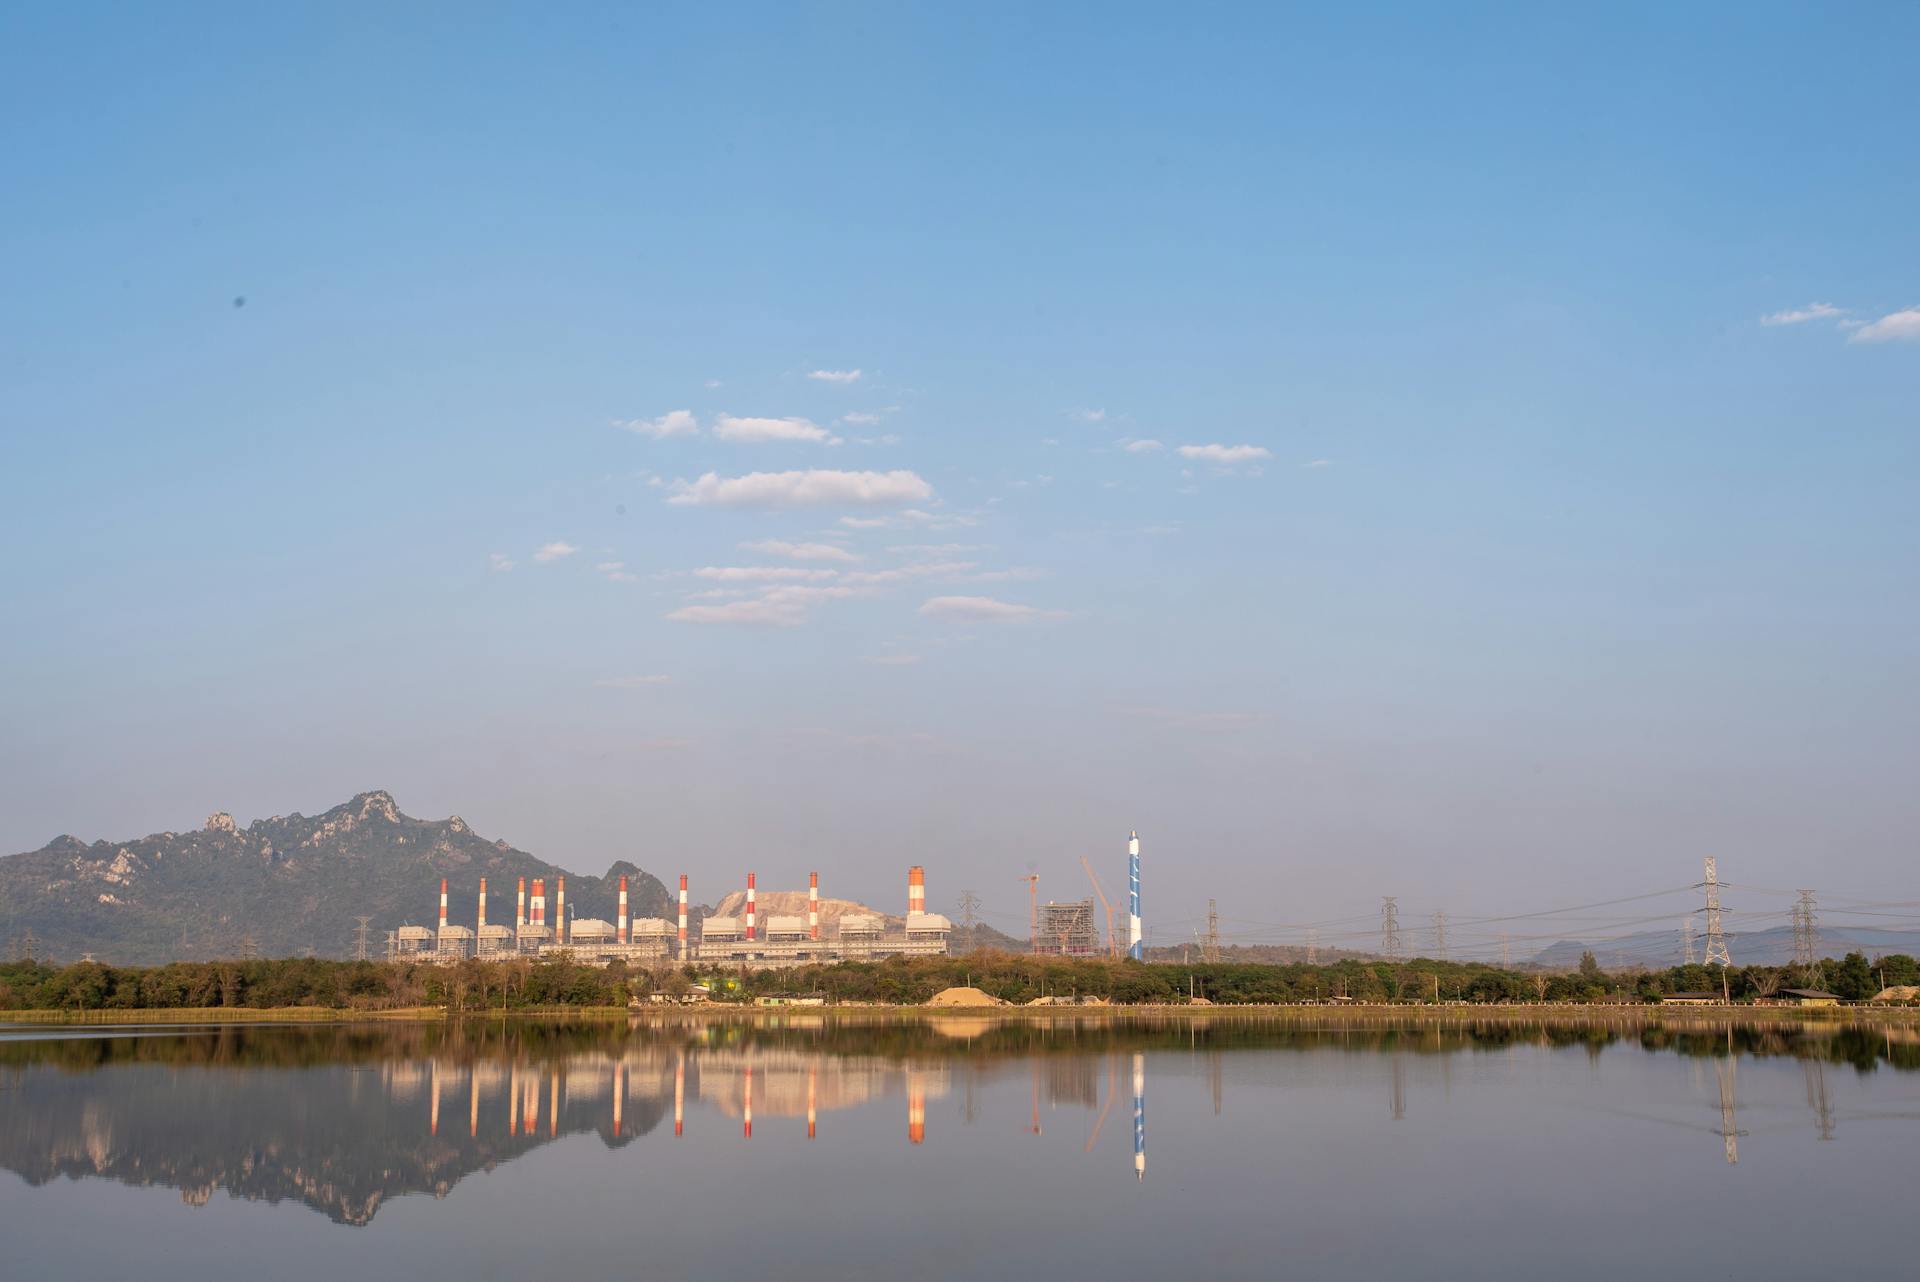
[962, 566, 1046, 583]
[807, 369, 863, 384]
[1071, 408, 1107, 423]
[693, 566, 841, 583]
[1178, 443, 1273, 464]
[671, 469, 933, 509]
[618, 410, 699, 439]
[1303, 458, 1333, 468]
[887, 543, 987, 555]
[837, 507, 977, 531]
[1850, 307, 1920, 343]
[712, 414, 839, 445]
[595, 560, 639, 584]
[919, 595, 1061, 622]
[532, 541, 579, 563]
[840, 411, 884, 426]
[488, 552, 515, 572]
[742, 539, 860, 562]
[666, 584, 857, 627]
[1760, 302, 1845, 327]
[844, 560, 978, 585]
[1121, 438, 1163, 453]
[595, 675, 672, 689]
[704, 378, 724, 389]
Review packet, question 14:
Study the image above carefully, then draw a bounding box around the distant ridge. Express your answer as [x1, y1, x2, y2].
[0, 791, 671, 966]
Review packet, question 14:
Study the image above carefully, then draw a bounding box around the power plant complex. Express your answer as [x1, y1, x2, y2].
[391, 866, 956, 967]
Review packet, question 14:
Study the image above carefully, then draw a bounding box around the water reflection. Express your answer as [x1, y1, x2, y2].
[1, 1015, 1916, 1227]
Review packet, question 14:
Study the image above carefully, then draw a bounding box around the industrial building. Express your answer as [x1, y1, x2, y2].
[394, 866, 950, 967]
[1033, 898, 1100, 956]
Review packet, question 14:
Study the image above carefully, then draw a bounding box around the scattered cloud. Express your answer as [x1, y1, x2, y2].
[962, 566, 1046, 583]
[862, 654, 923, 666]
[1850, 307, 1920, 343]
[742, 539, 860, 562]
[919, 595, 1062, 622]
[844, 560, 978, 586]
[840, 411, 884, 426]
[668, 469, 934, 509]
[852, 433, 901, 446]
[595, 675, 672, 689]
[488, 552, 515, 572]
[1178, 443, 1272, 464]
[1071, 408, 1107, 423]
[807, 368, 863, 384]
[667, 584, 857, 627]
[1141, 523, 1181, 536]
[887, 543, 987, 555]
[532, 541, 579, 563]
[1121, 438, 1163, 453]
[712, 414, 839, 445]
[1303, 458, 1333, 468]
[693, 566, 841, 583]
[1760, 302, 1845, 327]
[618, 410, 699, 439]
[595, 560, 639, 583]
[704, 379, 724, 389]
[836, 507, 976, 531]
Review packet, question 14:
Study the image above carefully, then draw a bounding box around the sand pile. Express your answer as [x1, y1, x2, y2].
[926, 986, 1007, 1007]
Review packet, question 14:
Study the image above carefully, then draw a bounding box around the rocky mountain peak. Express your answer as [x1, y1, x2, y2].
[205, 812, 238, 835]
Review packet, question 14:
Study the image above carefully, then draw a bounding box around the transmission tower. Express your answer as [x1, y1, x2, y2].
[1681, 915, 1697, 965]
[1791, 890, 1823, 987]
[1431, 910, 1448, 961]
[957, 891, 981, 950]
[1700, 857, 1731, 967]
[1306, 927, 1320, 965]
[15, 927, 35, 963]
[238, 931, 260, 961]
[1380, 897, 1403, 961]
[1204, 900, 1220, 963]
[352, 916, 373, 962]
[1500, 932, 1510, 968]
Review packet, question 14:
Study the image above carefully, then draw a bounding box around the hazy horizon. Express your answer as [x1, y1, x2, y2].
[4, 6, 1917, 953]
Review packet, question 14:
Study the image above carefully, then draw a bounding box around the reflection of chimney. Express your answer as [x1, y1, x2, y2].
[617, 875, 629, 943]
[438, 878, 449, 930]
[674, 1053, 684, 1138]
[470, 1070, 479, 1138]
[613, 1063, 624, 1137]
[908, 865, 926, 916]
[516, 877, 527, 930]
[531, 879, 546, 926]
[809, 872, 820, 940]
[430, 1061, 441, 1137]
[555, 876, 567, 944]
[745, 873, 757, 942]
[549, 1072, 559, 1139]
[908, 1073, 925, 1145]
[478, 877, 488, 930]
[677, 875, 689, 954]
[743, 1064, 754, 1140]
[510, 1066, 521, 1134]
[807, 1065, 818, 1139]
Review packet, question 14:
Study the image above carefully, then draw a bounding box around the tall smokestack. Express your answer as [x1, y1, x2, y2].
[745, 872, 757, 942]
[531, 878, 546, 926]
[908, 865, 926, 916]
[555, 876, 567, 944]
[439, 878, 449, 931]
[678, 875, 689, 955]
[617, 875, 629, 944]
[516, 877, 527, 930]
[478, 877, 488, 930]
[809, 872, 820, 940]
[1128, 831, 1143, 961]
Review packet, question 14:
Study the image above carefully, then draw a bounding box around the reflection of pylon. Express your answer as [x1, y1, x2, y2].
[1390, 1053, 1406, 1121]
[1803, 1060, 1835, 1141]
[1714, 1028, 1745, 1164]
[1701, 858, 1731, 967]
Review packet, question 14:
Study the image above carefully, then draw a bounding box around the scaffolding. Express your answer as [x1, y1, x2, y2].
[1033, 899, 1099, 956]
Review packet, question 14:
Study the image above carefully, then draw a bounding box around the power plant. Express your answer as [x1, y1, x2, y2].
[393, 865, 953, 967]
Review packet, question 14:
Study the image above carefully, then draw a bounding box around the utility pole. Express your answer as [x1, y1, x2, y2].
[1700, 858, 1731, 968]
[1432, 910, 1448, 962]
[1204, 900, 1220, 964]
[352, 916, 373, 962]
[1380, 897, 1403, 961]
[1306, 927, 1320, 965]
[1681, 916, 1697, 966]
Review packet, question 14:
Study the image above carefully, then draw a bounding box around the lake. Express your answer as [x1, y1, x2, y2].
[2, 1014, 1915, 1280]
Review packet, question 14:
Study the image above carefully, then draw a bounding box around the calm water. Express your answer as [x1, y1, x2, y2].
[2, 1015, 1916, 1280]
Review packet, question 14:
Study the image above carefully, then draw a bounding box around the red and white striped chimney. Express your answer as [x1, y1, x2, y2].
[908, 865, 926, 916]
[808, 871, 820, 940]
[516, 877, 527, 929]
[617, 875, 629, 943]
[554, 876, 567, 943]
[477, 877, 488, 930]
[677, 875, 689, 952]
[531, 878, 546, 926]
[745, 872, 757, 941]
[438, 877, 449, 929]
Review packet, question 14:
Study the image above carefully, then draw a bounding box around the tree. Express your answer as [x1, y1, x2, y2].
[1831, 952, 1875, 1001]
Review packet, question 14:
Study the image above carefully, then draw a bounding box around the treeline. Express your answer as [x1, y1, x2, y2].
[2, 948, 1916, 1013]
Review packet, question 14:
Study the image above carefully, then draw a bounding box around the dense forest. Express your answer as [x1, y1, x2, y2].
[3, 948, 1917, 1013]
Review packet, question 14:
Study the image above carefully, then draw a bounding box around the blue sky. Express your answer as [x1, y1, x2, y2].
[2, 4, 1915, 953]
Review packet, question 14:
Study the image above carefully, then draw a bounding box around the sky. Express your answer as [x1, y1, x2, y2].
[2, 4, 1916, 954]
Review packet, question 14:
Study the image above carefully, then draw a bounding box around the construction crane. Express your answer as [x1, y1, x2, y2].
[1081, 855, 1120, 959]
[1019, 873, 1039, 954]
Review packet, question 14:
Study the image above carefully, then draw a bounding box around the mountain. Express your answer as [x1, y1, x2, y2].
[1530, 924, 1920, 970]
[0, 791, 671, 966]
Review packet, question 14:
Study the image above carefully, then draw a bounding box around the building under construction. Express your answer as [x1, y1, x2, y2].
[1033, 898, 1100, 956]
[392, 866, 950, 969]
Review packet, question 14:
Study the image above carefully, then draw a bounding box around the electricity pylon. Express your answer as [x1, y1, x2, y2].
[1380, 897, 1403, 961]
[1432, 910, 1448, 961]
[1700, 858, 1731, 967]
[1681, 916, 1697, 965]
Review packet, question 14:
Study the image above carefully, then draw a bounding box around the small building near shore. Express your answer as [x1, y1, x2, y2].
[1781, 988, 1841, 1007]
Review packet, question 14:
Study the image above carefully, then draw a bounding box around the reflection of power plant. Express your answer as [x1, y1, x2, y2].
[393, 866, 950, 966]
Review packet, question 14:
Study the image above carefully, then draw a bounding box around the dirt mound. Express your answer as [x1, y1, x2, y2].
[926, 986, 1007, 1007]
